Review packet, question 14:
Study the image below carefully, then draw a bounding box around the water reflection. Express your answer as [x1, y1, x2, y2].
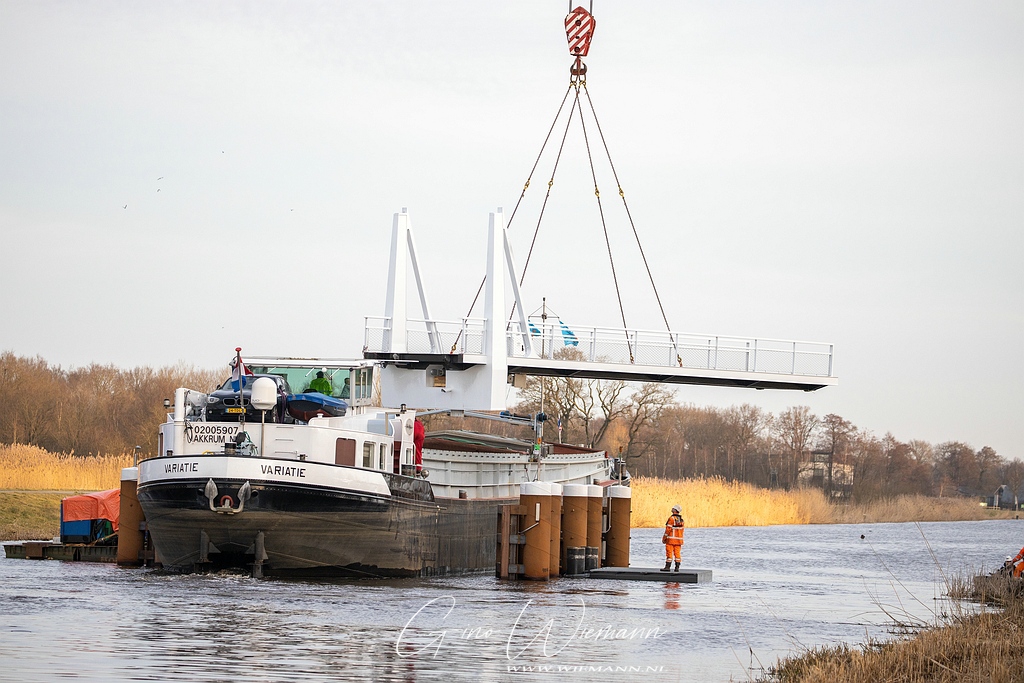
[663, 584, 682, 610]
[0, 519, 1019, 682]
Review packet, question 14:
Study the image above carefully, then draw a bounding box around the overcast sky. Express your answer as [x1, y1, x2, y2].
[1, 1, 1021, 456]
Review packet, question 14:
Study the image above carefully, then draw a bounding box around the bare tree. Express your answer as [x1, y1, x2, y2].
[726, 404, 766, 482]
[1002, 460, 1024, 505]
[773, 406, 819, 488]
[817, 413, 855, 497]
[976, 446, 1003, 495]
[936, 441, 980, 496]
[616, 383, 674, 464]
[516, 348, 588, 443]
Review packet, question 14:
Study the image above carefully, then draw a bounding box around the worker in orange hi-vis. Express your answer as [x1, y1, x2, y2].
[661, 504, 685, 572]
[1010, 546, 1024, 578]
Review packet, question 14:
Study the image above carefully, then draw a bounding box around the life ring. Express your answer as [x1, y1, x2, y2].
[219, 495, 234, 508]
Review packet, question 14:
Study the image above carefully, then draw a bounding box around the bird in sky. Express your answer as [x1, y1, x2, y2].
[157, 176, 164, 180]
[123, 204, 127, 209]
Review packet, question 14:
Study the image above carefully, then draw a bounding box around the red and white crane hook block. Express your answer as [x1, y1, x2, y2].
[565, 5, 596, 78]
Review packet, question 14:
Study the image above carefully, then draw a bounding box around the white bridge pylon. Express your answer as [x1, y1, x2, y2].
[365, 209, 837, 411]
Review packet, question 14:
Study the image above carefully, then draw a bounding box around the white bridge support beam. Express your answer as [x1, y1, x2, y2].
[504, 223, 533, 358]
[383, 209, 442, 355]
[377, 209, 517, 410]
[383, 210, 410, 354]
[482, 210, 510, 408]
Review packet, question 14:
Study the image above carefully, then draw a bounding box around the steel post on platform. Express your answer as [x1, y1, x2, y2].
[585, 484, 603, 570]
[116, 467, 145, 566]
[548, 483, 562, 577]
[561, 484, 589, 574]
[604, 485, 631, 567]
[521, 482, 552, 580]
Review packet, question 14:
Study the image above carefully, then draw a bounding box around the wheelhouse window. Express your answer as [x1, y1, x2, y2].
[352, 367, 372, 402]
[362, 442, 374, 468]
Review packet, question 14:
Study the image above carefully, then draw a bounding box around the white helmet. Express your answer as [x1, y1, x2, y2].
[671, 505, 681, 513]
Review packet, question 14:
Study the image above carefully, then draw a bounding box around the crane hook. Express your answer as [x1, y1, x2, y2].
[566, 6, 596, 83]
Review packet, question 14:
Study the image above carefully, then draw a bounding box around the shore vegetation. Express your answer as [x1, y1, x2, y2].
[0, 443, 134, 491]
[762, 570, 1024, 682]
[0, 444, 135, 540]
[0, 446, 1008, 540]
[630, 476, 1010, 528]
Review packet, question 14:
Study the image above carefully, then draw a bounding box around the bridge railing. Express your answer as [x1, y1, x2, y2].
[364, 317, 486, 355]
[508, 322, 833, 377]
[365, 317, 834, 378]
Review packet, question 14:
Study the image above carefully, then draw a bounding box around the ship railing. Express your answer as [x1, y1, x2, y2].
[505, 321, 834, 377]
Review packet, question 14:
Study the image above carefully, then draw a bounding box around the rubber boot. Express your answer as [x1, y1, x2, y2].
[674, 561, 680, 572]
[661, 561, 671, 572]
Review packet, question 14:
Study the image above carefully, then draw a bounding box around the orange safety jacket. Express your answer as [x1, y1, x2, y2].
[1014, 546, 1024, 564]
[664, 514, 684, 546]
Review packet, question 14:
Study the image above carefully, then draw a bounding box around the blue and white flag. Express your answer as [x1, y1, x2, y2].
[528, 321, 542, 336]
[559, 319, 578, 347]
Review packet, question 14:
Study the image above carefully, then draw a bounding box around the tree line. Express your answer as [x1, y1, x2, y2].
[0, 353, 220, 457]
[514, 350, 1020, 502]
[1, 351, 1017, 503]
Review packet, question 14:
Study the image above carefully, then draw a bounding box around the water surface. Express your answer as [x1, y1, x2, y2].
[1, 520, 1017, 682]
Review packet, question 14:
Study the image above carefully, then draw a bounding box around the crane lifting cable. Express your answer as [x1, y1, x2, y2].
[452, 85, 576, 348]
[455, 5, 681, 367]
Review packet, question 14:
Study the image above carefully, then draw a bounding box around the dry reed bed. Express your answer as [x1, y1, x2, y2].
[828, 494, 991, 524]
[630, 476, 828, 527]
[765, 574, 1024, 683]
[0, 443, 132, 491]
[764, 610, 1024, 683]
[630, 477, 1002, 528]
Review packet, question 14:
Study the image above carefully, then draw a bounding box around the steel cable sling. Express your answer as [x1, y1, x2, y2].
[576, 79, 634, 364]
[582, 82, 682, 366]
[510, 86, 583, 327]
[451, 84, 576, 354]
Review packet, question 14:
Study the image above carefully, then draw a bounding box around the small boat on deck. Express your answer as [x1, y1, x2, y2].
[286, 392, 348, 421]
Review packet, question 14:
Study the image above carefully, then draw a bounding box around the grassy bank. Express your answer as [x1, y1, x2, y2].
[0, 492, 69, 540]
[630, 476, 1009, 528]
[763, 572, 1024, 682]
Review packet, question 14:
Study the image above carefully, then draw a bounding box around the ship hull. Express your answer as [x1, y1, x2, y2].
[138, 457, 509, 577]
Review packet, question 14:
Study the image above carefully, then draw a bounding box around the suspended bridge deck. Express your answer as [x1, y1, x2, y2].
[364, 318, 836, 392]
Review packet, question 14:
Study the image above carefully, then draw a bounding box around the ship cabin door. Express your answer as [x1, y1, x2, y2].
[336, 438, 356, 467]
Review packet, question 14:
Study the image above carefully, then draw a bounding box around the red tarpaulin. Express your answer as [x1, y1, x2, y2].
[62, 489, 120, 531]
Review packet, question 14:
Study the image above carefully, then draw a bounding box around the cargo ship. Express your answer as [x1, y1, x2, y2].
[136, 357, 618, 577]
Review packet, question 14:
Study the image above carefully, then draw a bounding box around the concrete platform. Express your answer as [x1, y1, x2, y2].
[587, 567, 712, 583]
